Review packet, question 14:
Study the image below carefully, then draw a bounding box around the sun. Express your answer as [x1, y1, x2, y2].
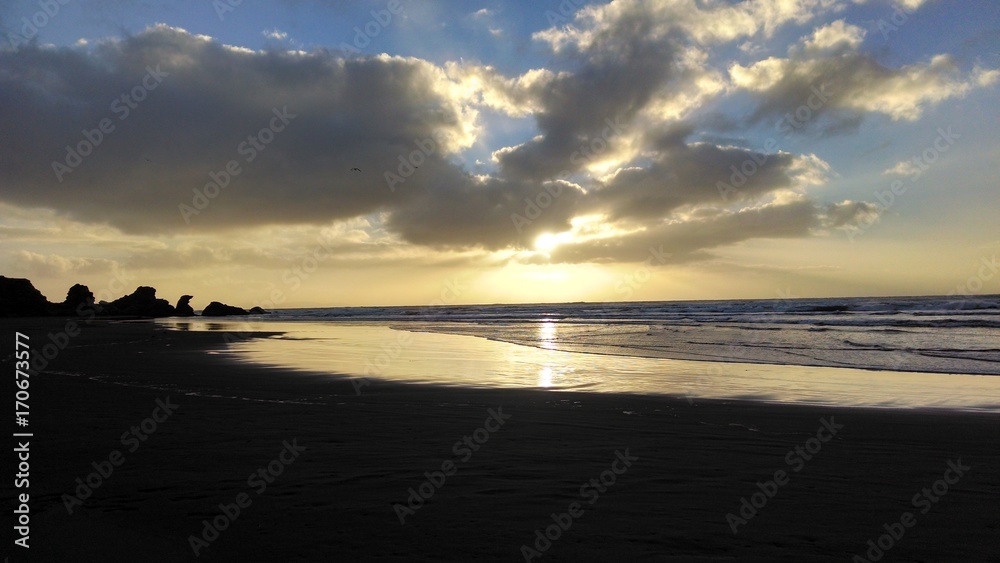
[534, 232, 572, 253]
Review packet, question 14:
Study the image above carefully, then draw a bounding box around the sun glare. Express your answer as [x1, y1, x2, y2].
[534, 232, 572, 253]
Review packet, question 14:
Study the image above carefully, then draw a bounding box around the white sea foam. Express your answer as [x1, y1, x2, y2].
[231, 295, 1000, 375]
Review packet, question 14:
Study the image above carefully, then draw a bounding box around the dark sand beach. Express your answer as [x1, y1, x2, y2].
[4, 318, 999, 562]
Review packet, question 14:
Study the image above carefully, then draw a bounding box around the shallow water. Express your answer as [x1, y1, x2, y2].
[218, 295, 1000, 375]
[159, 320, 1000, 412]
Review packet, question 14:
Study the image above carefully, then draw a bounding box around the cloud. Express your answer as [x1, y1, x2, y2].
[726, 15, 999, 132]
[534, 0, 840, 51]
[585, 126, 826, 221]
[800, 19, 866, 54]
[821, 200, 881, 228]
[262, 29, 288, 41]
[895, 0, 930, 7]
[852, 0, 932, 9]
[497, 0, 848, 183]
[8, 250, 121, 278]
[0, 17, 889, 266]
[883, 160, 922, 177]
[731, 47, 999, 130]
[448, 64, 558, 118]
[0, 25, 479, 234]
[545, 198, 876, 264]
[494, 48, 679, 182]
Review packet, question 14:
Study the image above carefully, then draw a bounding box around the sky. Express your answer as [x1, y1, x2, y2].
[1, 0, 998, 308]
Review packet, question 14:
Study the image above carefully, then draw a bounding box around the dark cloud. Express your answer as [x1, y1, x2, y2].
[386, 172, 586, 249]
[495, 11, 681, 181]
[732, 49, 997, 134]
[740, 54, 884, 132]
[0, 26, 584, 250]
[587, 126, 802, 221]
[0, 26, 458, 227]
[0, 23, 883, 265]
[822, 200, 880, 228]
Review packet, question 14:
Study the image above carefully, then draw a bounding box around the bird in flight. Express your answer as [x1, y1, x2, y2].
[351, 167, 361, 172]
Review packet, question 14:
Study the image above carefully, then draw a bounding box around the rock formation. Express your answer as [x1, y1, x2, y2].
[103, 286, 176, 318]
[59, 284, 95, 315]
[0, 276, 269, 319]
[0, 276, 52, 317]
[202, 301, 249, 316]
[175, 295, 196, 317]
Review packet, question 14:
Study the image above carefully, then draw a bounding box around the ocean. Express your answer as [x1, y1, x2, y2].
[162, 294, 1000, 411]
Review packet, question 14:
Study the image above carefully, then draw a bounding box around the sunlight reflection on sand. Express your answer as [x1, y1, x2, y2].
[160, 320, 1000, 412]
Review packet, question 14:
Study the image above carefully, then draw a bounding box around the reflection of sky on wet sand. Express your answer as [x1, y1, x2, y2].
[159, 321, 1000, 412]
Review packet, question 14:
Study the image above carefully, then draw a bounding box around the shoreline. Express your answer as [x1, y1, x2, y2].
[386, 321, 1000, 377]
[153, 312, 1000, 377]
[155, 318, 1000, 413]
[4, 318, 999, 561]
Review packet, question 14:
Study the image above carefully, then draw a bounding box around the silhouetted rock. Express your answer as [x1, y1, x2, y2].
[0, 276, 52, 317]
[58, 284, 95, 315]
[104, 286, 176, 318]
[175, 295, 195, 317]
[202, 302, 249, 316]
[248, 306, 270, 314]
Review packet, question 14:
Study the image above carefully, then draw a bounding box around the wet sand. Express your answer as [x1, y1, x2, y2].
[2, 318, 998, 562]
